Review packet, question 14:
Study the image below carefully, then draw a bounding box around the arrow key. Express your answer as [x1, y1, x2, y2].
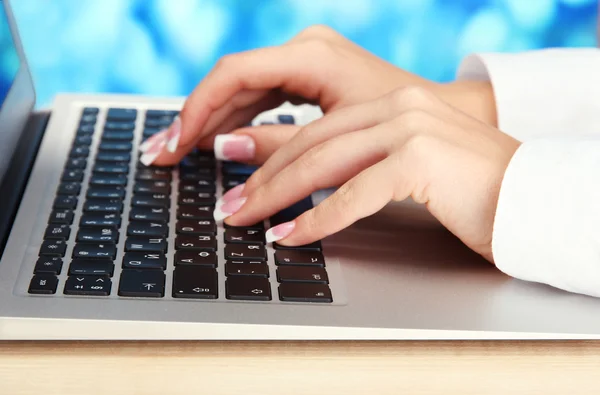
[172, 266, 218, 299]
[118, 270, 165, 298]
[64, 275, 112, 296]
[225, 277, 271, 301]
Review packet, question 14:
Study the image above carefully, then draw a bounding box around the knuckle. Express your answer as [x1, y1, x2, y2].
[389, 86, 433, 112]
[400, 133, 436, 159]
[300, 38, 336, 58]
[394, 109, 432, 133]
[296, 24, 339, 41]
[214, 53, 238, 71]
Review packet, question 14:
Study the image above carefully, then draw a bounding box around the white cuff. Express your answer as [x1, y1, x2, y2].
[493, 138, 600, 297]
[457, 49, 600, 141]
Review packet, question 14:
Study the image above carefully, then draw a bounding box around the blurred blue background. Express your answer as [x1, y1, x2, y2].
[10, 0, 599, 107]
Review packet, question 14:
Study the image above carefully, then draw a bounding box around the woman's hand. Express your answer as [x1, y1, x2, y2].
[215, 87, 519, 262]
[139, 25, 496, 166]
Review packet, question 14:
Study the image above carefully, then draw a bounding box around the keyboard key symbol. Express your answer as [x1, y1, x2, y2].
[251, 289, 263, 295]
[143, 283, 155, 290]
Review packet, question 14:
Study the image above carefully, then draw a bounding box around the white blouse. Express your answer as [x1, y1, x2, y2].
[458, 48, 600, 297]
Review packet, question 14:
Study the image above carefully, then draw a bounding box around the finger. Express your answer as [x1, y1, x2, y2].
[221, 125, 394, 226]
[268, 154, 414, 246]
[177, 42, 335, 149]
[213, 124, 301, 165]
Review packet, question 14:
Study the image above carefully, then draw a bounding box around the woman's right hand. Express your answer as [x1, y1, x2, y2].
[140, 25, 496, 166]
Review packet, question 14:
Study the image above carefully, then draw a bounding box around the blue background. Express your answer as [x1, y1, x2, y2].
[9, 0, 599, 107]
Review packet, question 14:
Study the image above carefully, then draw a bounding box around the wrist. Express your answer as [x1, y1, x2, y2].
[436, 81, 498, 127]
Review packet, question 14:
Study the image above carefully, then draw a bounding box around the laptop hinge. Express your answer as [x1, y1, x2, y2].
[0, 111, 50, 255]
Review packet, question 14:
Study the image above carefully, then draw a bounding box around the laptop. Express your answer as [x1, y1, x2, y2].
[2, 0, 600, 340]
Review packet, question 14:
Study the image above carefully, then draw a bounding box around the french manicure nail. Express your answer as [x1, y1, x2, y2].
[139, 130, 168, 153]
[265, 221, 296, 244]
[213, 197, 247, 222]
[220, 184, 245, 205]
[214, 135, 255, 161]
[166, 116, 182, 153]
[139, 135, 167, 166]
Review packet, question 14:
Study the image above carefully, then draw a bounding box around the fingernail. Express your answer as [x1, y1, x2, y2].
[213, 197, 247, 222]
[139, 134, 167, 166]
[214, 135, 255, 161]
[139, 130, 168, 153]
[265, 221, 296, 244]
[166, 116, 182, 153]
[216, 184, 246, 207]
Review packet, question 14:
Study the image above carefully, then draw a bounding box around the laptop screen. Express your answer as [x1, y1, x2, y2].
[0, 1, 18, 111]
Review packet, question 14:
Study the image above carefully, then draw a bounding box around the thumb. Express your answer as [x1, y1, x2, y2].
[214, 124, 301, 165]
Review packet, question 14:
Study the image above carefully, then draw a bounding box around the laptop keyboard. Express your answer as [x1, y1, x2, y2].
[27, 107, 333, 303]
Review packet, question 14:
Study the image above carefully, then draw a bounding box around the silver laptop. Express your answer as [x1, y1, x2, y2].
[2, 0, 600, 340]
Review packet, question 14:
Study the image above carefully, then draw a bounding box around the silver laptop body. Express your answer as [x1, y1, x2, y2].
[2, 0, 600, 340]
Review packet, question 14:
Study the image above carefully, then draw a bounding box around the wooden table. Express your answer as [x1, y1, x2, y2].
[1, 341, 599, 394]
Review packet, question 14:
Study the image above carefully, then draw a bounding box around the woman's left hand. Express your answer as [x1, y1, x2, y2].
[215, 86, 521, 262]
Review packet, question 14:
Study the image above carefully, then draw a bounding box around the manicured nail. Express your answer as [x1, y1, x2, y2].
[166, 116, 182, 153]
[265, 221, 296, 244]
[216, 184, 246, 207]
[139, 134, 167, 166]
[139, 130, 168, 153]
[213, 197, 247, 222]
[214, 135, 255, 161]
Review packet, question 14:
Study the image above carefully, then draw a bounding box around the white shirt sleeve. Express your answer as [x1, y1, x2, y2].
[456, 49, 600, 297]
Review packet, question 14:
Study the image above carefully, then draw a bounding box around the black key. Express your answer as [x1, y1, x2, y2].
[73, 134, 93, 146]
[82, 107, 99, 115]
[146, 109, 179, 118]
[175, 235, 217, 251]
[277, 266, 328, 284]
[93, 163, 129, 174]
[175, 250, 218, 267]
[104, 121, 135, 131]
[73, 243, 117, 259]
[90, 174, 127, 187]
[134, 181, 171, 195]
[69, 260, 115, 276]
[80, 213, 121, 227]
[118, 269, 165, 297]
[278, 283, 332, 303]
[127, 221, 168, 237]
[81, 117, 97, 126]
[61, 169, 84, 183]
[122, 252, 166, 270]
[144, 117, 172, 128]
[86, 187, 125, 200]
[53, 196, 78, 210]
[277, 114, 295, 124]
[225, 277, 271, 301]
[131, 194, 170, 208]
[222, 177, 245, 190]
[135, 169, 171, 181]
[178, 192, 215, 206]
[274, 240, 322, 251]
[224, 221, 264, 230]
[176, 219, 216, 235]
[129, 207, 169, 222]
[176, 205, 213, 220]
[172, 266, 218, 299]
[28, 274, 58, 294]
[107, 108, 137, 122]
[270, 196, 313, 227]
[224, 244, 266, 261]
[57, 182, 81, 195]
[64, 275, 111, 296]
[224, 228, 264, 244]
[96, 152, 131, 162]
[180, 170, 215, 181]
[65, 158, 87, 169]
[125, 237, 167, 253]
[34, 257, 63, 275]
[274, 250, 325, 267]
[221, 162, 258, 177]
[225, 262, 269, 278]
[98, 141, 132, 152]
[179, 155, 215, 169]
[83, 199, 123, 213]
[102, 131, 134, 141]
[77, 124, 95, 135]
[69, 146, 90, 157]
[48, 210, 74, 225]
[39, 240, 67, 257]
[44, 224, 71, 240]
[179, 179, 215, 192]
[77, 227, 119, 243]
